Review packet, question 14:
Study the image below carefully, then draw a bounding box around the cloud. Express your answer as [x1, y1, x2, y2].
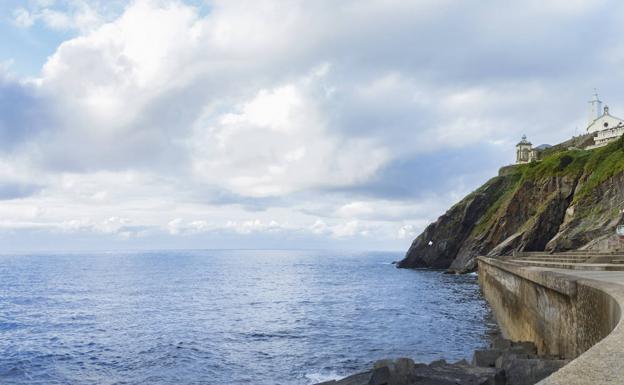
[308, 218, 389, 239]
[190, 69, 389, 197]
[12, 8, 36, 28]
[11, 1, 122, 32]
[0, 76, 50, 151]
[0, 183, 42, 200]
[4, 0, 624, 250]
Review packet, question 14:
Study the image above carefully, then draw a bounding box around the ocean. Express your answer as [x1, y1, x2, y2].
[0, 250, 497, 384]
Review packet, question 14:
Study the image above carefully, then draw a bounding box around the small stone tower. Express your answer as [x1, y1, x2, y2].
[516, 135, 535, 164]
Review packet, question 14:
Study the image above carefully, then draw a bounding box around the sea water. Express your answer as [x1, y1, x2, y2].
[0, 250, 497, 384]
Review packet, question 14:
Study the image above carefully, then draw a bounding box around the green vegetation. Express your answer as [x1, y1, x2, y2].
[471, 171, 522, 236]
[574, 135, 624, 201]
[467, 135, 624, 238]
[519, 149, 590, 181]
[470, 137, 624, 236]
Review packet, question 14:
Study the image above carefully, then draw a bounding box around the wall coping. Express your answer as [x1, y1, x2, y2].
[477, 256, 624, 385]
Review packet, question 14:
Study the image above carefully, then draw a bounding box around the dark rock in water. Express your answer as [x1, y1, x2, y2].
[497, 358, 568, 385]
[472, 349, 503, 368]
[490, 336, 514, 350]
[494, 353, 533, 369]
[319, 338, 565, 385]
[397, 175, 513, 271]
[315, 371, 371, 385]
[508, 342, 537, 356]
[321, 357, 502, 385]
[488, 337, 537, 357]
[407, 361, 503, 385]
[368, 365, 392, 385]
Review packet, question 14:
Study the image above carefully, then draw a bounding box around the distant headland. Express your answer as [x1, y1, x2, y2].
[397, 92, 624, 274]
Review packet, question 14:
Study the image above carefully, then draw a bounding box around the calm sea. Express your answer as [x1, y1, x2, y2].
[0, 250, 497, 385]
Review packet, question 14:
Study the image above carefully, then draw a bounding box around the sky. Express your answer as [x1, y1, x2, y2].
[1, 0, 623, 252]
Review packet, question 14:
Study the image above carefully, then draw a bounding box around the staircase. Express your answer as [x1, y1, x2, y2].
[507, 251, 624, 271]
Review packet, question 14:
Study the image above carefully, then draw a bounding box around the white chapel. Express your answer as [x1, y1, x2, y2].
[585, 93, 624, 148]
[515, 92, 624, 164]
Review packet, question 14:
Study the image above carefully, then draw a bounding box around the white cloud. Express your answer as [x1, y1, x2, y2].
[397, 224, 418, 240]
[12, 8, 36, 28]
[336, 200, 433, 221]
[4, 0, 624, 251]
[12, 1, 104, 32]
[190, 71, 389, 197]
[308, 218, 377, 239]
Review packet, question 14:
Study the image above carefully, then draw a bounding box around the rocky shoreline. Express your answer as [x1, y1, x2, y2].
[315, 337, 568, 385]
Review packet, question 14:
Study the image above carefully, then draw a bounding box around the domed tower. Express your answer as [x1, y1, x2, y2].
[516, 135, 534, 164]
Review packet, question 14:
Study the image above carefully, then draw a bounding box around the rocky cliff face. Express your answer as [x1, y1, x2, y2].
[398, 136, 624, 273]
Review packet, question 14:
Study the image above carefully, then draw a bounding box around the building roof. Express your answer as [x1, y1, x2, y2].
[587, 106, 624, 130]
[517, 135, 532, 146]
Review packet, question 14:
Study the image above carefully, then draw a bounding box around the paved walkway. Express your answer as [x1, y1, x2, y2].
[553, 268, 624, 285]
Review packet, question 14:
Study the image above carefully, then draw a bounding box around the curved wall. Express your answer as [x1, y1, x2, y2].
[478, 257, 624, 384]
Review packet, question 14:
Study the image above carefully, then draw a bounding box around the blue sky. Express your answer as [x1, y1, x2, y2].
[1, 0, 623, 252]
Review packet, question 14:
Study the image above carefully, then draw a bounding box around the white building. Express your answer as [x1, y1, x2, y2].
[513, 93, 624, 162]
[516, 135, 538, 164]
[586, 93, 624, 148]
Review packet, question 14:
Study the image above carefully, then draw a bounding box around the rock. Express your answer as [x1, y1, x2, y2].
[412, 361, 503, 385]
[495, 353, 533, 369]
[358, 358, 504, 385]
[373, 359, 395, 370]
[499, 358, 568, 385]
[321, 371, 371, 385]
[490, 336, 513, 350]
[369, 358, 416, 385]
[321, 338, 563, 385]
[428, 359, 448, 367]
[508, 341, 537, 356]
[472, 349, 503, 368]
[397, 175, 515, 270]
[397, 135, 624, 272]
[368, 366, 391, 385]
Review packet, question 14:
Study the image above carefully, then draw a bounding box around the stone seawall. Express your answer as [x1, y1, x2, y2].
[478, 257, 624, 384]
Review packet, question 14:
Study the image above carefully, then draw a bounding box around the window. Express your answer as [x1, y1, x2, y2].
[604, 122, 609, 128]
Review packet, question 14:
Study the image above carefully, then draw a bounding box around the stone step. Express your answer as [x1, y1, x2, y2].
[515, 255, 624, 261]
[587, 257, 624, 263]
[515, 254, 590, 257]
[518, 252, 622, 256]
[509, 260, 624, 271]
[513, 257, 591, 261]
[517, 258, 591, 263]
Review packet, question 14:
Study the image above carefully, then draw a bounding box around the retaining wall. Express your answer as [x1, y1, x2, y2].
[478, 257, 624, 384]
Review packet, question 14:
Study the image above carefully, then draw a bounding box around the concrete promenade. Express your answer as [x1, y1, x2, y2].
[478, 254, 624, 385]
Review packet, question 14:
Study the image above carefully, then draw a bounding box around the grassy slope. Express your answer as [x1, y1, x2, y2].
[471, 135, 624, 237]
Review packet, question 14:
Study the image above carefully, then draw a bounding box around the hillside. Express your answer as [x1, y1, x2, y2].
[398, 135, 624, 273]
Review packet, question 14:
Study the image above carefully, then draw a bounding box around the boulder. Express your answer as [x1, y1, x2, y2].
[499, 358, 568, 385]
[472, 349, 503, 368]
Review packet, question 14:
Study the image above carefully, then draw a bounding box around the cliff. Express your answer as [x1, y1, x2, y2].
[398, 135, 624, 273]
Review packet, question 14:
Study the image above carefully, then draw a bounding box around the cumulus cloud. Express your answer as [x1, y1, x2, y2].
[3, 0, 624, 250]
[190, 68, 389, 197]
[11, 1, 123, 32]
